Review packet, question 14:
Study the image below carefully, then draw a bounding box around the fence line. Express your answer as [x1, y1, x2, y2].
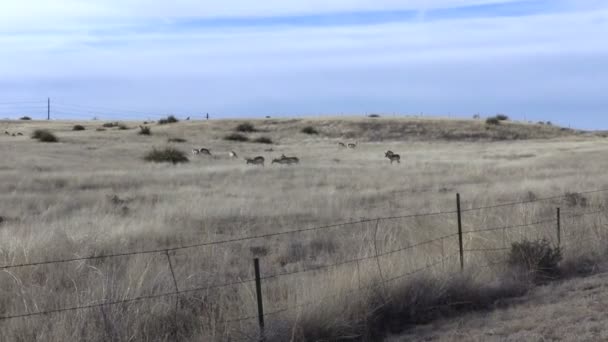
[1, 188, 607, 330]
[3, 186, 605, 272]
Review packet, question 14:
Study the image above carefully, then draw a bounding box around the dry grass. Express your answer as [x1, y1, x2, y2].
[0, 117, 607, 341]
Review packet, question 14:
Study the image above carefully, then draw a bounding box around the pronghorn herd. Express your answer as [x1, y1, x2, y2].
[188, 142, 400, 167]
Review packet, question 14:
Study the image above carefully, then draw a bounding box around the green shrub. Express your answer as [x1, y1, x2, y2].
[301, 126, 319, 135]
[72, 125, 86, 131]
[20, 116, 31, 120]
[235, 122, 257, 132]
[496, 114, 509, 121]
[253, 136, 273, 144]
[486, 117, 500, 125]
[508, 239, 561, 281]
[31, 129, 58, 142]
[224, 133, 249, 142]
[167, 137, 187, 143]
[158, 115, 179, 124]
[138, 126, 151, 135]
[143, 147, 189, 164]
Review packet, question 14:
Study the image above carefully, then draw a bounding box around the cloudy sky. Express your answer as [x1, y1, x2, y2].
[0, 0, 607, 128]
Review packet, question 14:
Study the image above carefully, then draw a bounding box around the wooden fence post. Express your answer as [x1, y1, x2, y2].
[556, 207, 561, 248]
[456, 194, 464, 271]
[457, 193, 464, 271]
[254, 258, 265, 340]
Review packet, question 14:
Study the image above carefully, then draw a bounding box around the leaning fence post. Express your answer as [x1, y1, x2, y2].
[556, 207, 561, 248]
[253, 258, 265, 340]
[457, 193, 464, 271]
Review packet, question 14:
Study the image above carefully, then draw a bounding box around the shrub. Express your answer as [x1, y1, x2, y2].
[158, 115, 178, 124]
[72, 125, 86, 131]
[486, 117, 500, 125]
[564, 192, 588, 207]
[31, 129, 58, 142]
[118, 123, 129, 130]
[368, 114, 381, 118]
[167, 137, 187, 143]
[508, 239, 561, 282]
[253, 136, 273, 144]
[138, 126, 151, 135]
[235, 122, 257, 132]
[102, 122, 119, 128]
[96, 128, 106, 132]
[224, 133, 249, 142]
[20, 116, 31, 120]
[496, 114, 509, 121]
[301, 126, 319, 135]
[143, 147, 189, 164]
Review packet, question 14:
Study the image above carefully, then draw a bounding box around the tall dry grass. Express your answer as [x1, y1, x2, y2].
[0, 117, 607, 341]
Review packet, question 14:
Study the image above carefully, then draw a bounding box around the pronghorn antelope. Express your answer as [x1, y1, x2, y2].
[337, 142, 346, 148]
[192, 148, 211, 156]
[246, 156, 265, 166]
[16, 132, 23, 136]
[347, 142, 357, 149]
[385, 151, 400, 164]
[229, 151, 238, 158]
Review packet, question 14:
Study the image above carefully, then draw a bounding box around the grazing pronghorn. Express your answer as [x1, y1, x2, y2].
[337, 142, 346, 148]
[385, 151, 400, 164]
[16, 132, 23, 136]
[246, 156, 265, 166]
[198, 148, 211, 155]
[229, 151, 238, 158]
[191, 148, 200, 155]
[347, 142, 357, 149]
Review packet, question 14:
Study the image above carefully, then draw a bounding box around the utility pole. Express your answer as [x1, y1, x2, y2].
[206, 113, 209, 120]
[47, 98, 50, 120]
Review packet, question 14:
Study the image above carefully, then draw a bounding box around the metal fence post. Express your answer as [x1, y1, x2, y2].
[253, 258, 265, 340]
[557, 207, 561, 247]
[457, 193, 464, 271]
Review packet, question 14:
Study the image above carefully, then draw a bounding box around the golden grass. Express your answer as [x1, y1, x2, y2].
[0, 117, 607, 341]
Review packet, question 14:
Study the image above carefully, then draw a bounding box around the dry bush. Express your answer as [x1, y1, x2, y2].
[138, 126, 151, 135]
[143, 147, 189, 164]
[20, 116, 32, 120]
[224, 133, 249, 142]
[31, 129, 58, 142]
[158, 115, 179, 125]
[253, 136, 273, 144]
[301, 126, 319, 135]
[72, 125, 86, 131]
[508, 239, 562, 282]
[235, 122, 257, 132]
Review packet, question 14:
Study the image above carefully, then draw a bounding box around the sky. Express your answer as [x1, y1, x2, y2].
[0, 0, 607, 129]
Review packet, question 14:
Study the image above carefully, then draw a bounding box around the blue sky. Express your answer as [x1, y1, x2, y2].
[0, 0, 607, 129]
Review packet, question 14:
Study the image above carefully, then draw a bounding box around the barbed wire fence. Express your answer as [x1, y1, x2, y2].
[1, 188, 607, 339]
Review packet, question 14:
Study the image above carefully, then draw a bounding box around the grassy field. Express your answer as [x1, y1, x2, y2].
[1, 116, 607, 341]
